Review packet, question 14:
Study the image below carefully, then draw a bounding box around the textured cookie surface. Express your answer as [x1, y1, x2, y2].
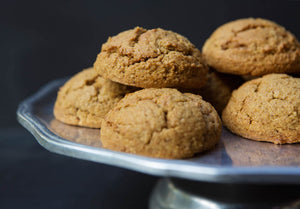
[222, 74, 300, 144]
[54, 68, 136, 128]
[94, 27, 208, 89]
[101, 88, 221, 159]
[202, 18, 300, 76]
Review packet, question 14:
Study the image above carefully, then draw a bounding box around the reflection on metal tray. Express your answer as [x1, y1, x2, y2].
[17, 78, 300, 184]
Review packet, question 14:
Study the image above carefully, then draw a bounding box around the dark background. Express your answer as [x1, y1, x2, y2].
[1, 0, 300, 208]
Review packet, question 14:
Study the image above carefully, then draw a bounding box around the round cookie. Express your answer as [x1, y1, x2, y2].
[202, 18, 300, 76]
[94, 27, 208, 89]
[100, 88, 222, 159]
[222, 74, 300, 144]
[190, 69, 243, 114]
[54, 67, 136, 128]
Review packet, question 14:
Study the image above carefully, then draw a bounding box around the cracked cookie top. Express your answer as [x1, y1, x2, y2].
[222, 74, 300, 144]
[202, 18, 300, 76]
[54, 67, 136, 128]
[100, 88, 221, 159]
[94, 27, 208, 89]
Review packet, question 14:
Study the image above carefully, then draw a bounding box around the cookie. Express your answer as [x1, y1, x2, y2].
[94, 27, 208, 89]
[54, 67, 136, 128]
[222, 74, 300, 144]
[100, 88, 221, 159]
[190, 69, 243, 114]
[202, 18, 300, 76]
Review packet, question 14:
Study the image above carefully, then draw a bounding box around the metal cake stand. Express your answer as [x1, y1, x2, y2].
[17, 79, 300, 209]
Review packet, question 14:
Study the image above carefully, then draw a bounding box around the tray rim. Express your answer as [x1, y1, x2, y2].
[17, 78, 300, 184]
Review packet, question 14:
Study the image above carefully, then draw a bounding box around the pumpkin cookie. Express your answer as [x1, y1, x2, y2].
[54, 68, 136, 128]
[222, 74, 300, 144]
[94, 27, 208, 89]
[100, 88, 221, 159]
[202, 18, 300, 76]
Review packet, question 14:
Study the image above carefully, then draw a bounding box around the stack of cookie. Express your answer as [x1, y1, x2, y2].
[202, 18, 300, 144]
[54, 27, 222, 159]
[54, 17, 300, 159]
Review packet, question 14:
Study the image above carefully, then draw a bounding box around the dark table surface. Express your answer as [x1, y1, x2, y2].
[0, 127, 158, 209]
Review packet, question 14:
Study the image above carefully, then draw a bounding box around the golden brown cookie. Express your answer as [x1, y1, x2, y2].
[190, 69, 243, 114]
[94, 27, 208, 89]
[100, 88, 222, 159]
[222, 74, 300, 144]
[202, 18, 300, 76]
[54, 68, 136, 128]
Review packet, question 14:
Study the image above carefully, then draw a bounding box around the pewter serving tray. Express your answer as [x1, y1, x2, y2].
[17, 78, 300, 184]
